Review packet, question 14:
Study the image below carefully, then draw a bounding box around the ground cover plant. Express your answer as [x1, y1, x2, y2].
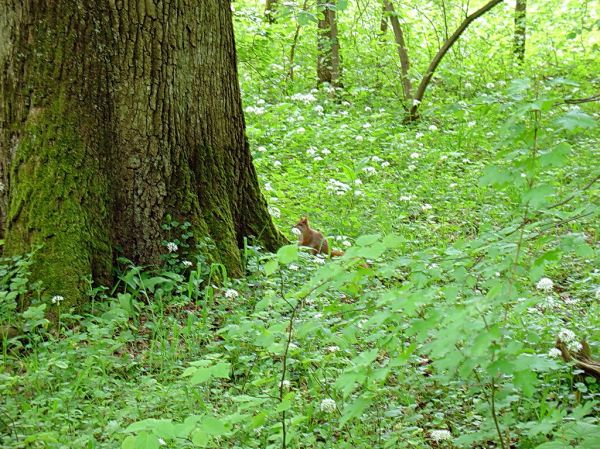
[1, 1, 599, 448]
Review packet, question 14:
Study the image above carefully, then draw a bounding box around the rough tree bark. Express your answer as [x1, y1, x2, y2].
[317, 0, 341, 87]
[0, 0, 285, 307]
[513, 0, 527, 63]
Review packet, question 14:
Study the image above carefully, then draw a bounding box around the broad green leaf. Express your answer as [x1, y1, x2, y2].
[521, 184, 554, 208]
[554, 110, 597, 131]
[540, 142, 570, 167]
[356, 234, 381, 246]
[201, 416, 227, 436]
[264, 259, 278, 275]
[340, 396, 372, 426]
[297, 11, 318, 26]
[277, 244, 298, 264]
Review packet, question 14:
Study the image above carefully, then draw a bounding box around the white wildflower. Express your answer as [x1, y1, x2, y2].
[428, 124, 438, 131]
[306, 147, 317, 156]
[464, 82, 473, 89]
[548, 348, 562, 358]
[430, 429, 452, 442]
[257, 145, 267, 152]
[297, 127, 306, 134]
[371, 155, 383, 162]
[381, 161, 390, 168]
[288, 342, 299, 350]
[449, 182, 457, 188]
[268, 206, 280, 218]
[342, 101, 351, 106]
[321, 148, 331, 155]
[415, 132, 424, 139]
[291, 92, 317, 103]
[362, 123, 372, 129]
[566, 341, 582, 353]
[245, 106, 265, 115]
[325, 345, 340, 353]
[224, 289, 239, 299]
[264, 182, 273, 192]
[288, 264, 299, 271]
[273, 160, 282, 167]
[558, 328, 576, 343]
[313, 105, 324, 113]
[362, 166, 377, 176]
[407, 164, 416, 171]
[354, 179, 363, 185]
[51, 295, 64, 305]
[410, 152, 420, 159]
[536, 277, 554, 292]
[182, 260, 193, 268]
[166, 242, 178, 253]
[421, 203, 433, 211]
[158, 438, 166, 446]
[467, 121, 476, 128]
[355, 135, 364, 142]
[412, 99, 421, 106]
[486, 82, 495, 89]
[326, 179, 352, 195]
[281, 379, 291, 389]
[342, 240, 351, 247]
[364, 106, 372, 112]
[256, 99, 266, 106]
[354, 190, 363, 197]
[314, 156, 323, 162]
[320, 398, 337, 413]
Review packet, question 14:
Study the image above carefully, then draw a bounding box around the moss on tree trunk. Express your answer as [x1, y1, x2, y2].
[0, 0, 285, 309]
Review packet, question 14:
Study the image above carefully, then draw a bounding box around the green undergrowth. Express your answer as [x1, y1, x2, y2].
[2, 1, 600, 448]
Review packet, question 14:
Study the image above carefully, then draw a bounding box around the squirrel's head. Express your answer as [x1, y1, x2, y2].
[293, 216, 309, 234]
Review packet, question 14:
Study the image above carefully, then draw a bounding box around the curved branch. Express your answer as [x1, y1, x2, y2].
[408, 0, 505, 121]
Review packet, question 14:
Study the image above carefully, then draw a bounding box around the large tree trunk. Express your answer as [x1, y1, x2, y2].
[317, 0, 341, 87]
[0, 0, 284, 307]
[513, 0, 527, 63]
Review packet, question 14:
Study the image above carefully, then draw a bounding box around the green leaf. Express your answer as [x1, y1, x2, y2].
[277, 244, 298, 264]
[513, 370, 538, 397]
[540, 142, 570, 167]
[190, 429, 209, 447]
[264, 259, 279, 275]
[201, 416, 227, 436]
[521, 184, 554, 208]
[297, 11, 318, 26]
[340, 396, 372, 426]
[335, 0, 349, 10]
[479, 165, 512, 187]
[356, 234, 381, 246]
[554, 110, 597, 131]
[211, 362, 231, 379]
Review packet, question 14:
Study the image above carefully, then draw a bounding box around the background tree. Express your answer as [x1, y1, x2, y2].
[514, 0, 527, 63]
[381, 0, 504, 121]
[317, 0, 342, 87]
[0, 0, 284, 307]
[265, 0, 279, 23]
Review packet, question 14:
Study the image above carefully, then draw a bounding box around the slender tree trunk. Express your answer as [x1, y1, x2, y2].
[265, 0, 279, 23]
[0, 0, 284, 307]
[383, 0, 412, 104]
[513, 0, 527, 63]
[317, 0, 341, 87]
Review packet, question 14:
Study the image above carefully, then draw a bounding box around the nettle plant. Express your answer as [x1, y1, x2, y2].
[122, 80, 598, 448]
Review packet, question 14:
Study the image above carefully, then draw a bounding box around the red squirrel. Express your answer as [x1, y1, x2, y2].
[293, 217, 344, 257]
